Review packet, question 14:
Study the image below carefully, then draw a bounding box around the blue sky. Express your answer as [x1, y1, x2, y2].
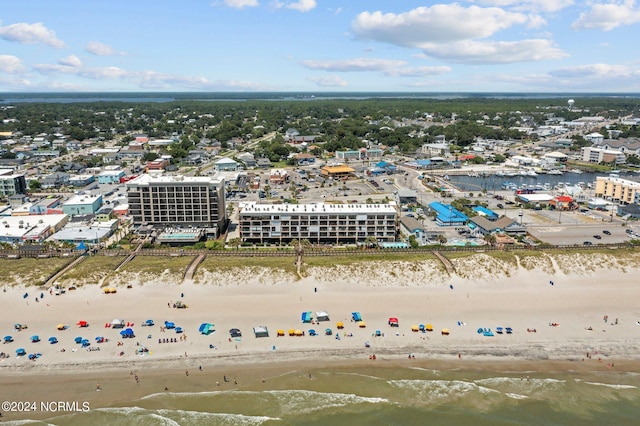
[0, 0, 639, 92]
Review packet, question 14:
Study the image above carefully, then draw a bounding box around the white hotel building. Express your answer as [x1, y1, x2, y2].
[239, 202, 397, 244]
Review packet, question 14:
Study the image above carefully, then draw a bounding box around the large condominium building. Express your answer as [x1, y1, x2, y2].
[239, 202, 397, 244]
[594, 175, 640, 205]
[581, 147, 626, 165]
[126, 174, 227, 235]
[0, 170, 27, 197]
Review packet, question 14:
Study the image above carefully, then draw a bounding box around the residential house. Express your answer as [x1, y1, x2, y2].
[237, 152, 257, 169]
[41, 172, 70, 189]
[256, 158, 272, 169]
[214, 157, 239, 171]
[398, 216, 428, 246]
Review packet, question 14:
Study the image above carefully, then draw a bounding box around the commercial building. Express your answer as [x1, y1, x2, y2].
[320, 164, 356, 179]
[97, 169, 126, 184]
[62, 194, 103, 216]
[428, 202, 468, 226]
[126, 174, 227, 236]
[0, 214, 69, 245]
[239, 202, 397, 244]
[335, 148, 383, 162]
[594, 175, 640, 205]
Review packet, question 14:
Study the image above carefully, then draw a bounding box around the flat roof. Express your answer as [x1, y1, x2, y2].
[0, 214, 68, 239]
[239, 202, 396, 215]
[516, 193, 554, 202]
[127, 174, 224, 186]
[65, 194, 102, 205]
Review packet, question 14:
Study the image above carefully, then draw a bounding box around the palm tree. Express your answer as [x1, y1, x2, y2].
[484, 233, 497, 246]
[363, 236, 378, 248]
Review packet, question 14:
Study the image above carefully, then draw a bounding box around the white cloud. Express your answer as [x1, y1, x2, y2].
[352, 5, 531, 47]
[383, 66, 452, 77]
[307, 75, 348, 87]
[0, 21, 65, 48]
[34, 63, 88, 75]
[285, 0, 317, 12]
[549, 63, 638, 79]
[351, 4, 566, 64]
[59, 55, 82, 67]
[223, 0, 259, 8]
[85, 41, 124, 56]
[0, 55, 26, 73]
[423, 39, 567, 64]
[572, 0, 640, 31]
[468, 0, 575, 13]
[79, 66, 129, 80]
[301, 57, 406, 72]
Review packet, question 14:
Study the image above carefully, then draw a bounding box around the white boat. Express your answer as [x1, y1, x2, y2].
[547, 169, 563, 175]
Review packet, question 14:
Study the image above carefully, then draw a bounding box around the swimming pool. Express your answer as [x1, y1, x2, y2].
[447, 239, 484, 247]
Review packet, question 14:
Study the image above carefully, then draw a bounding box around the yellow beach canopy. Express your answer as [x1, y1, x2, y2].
[336, 322, 344, 329]
[441, 328, 450, 335]
[56, 324, 66, 330]
[294, 329, 303, 336]
[426, 324, 434, 331]
[358, 321, 366, 328]
[288, 329, 296, 336]
[277, 329, 285, 336]
[411, 325, 419, 332]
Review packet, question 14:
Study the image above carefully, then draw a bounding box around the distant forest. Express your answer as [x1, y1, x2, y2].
[1, 95, 639, 160]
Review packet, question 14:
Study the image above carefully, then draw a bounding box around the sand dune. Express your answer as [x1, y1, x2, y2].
[1, 251, 639, 376]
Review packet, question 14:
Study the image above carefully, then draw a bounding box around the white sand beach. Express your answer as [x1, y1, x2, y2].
[1, 251, 639, 373]
[1, 251, 640, 421]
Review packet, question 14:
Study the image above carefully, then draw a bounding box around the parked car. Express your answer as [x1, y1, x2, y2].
[583, 241, 593, 245]
[496, 203, 504, 209]
[593, 235, 602, 239]
[602, 230, 611, 235]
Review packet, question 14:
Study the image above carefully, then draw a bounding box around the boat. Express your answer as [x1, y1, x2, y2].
[547, 169, 563, 175]
[568, 169, 583, 174]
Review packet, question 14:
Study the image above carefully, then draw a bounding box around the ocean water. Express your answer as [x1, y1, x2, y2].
[10, 367, 640, 426]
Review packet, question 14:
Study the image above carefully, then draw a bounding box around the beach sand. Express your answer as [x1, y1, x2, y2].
[1, 252, 639, 420]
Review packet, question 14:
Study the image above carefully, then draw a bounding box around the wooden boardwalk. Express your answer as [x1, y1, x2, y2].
[432, 251, 456, 275]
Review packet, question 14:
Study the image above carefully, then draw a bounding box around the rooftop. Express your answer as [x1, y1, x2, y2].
[239, 202, 397, 215]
